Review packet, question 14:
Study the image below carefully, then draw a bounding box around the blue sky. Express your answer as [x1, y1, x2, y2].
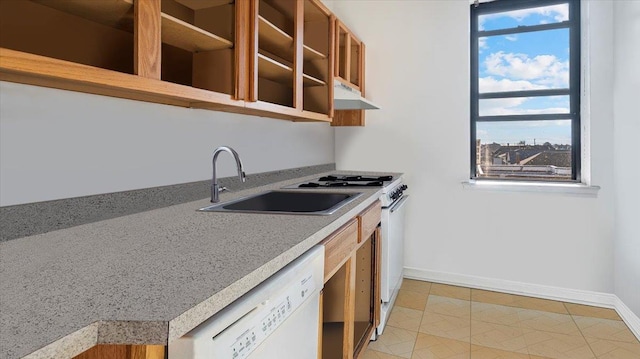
[477, 4, 572, 145]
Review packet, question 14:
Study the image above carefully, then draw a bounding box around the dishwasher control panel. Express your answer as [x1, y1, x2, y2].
[224, 272, 316, 359]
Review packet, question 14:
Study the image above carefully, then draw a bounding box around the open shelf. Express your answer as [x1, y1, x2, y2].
[32, 0, 232, 53]
[161, 13, 232, 52]
[304, 45, 326, 61]
[256, 52, 324, 87]
[303, 73, 325, 87]
[2, 0, 135, 75]
[322, 322, 345, 359]
[174, 0, 232, 9]
[258, 53, 292, 84]
[31, 0, 135, 31]
[259, 15, 293, 56]
[259, 15, 325, 62]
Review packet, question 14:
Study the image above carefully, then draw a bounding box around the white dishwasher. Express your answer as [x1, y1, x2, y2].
[169, 246, 324, 359]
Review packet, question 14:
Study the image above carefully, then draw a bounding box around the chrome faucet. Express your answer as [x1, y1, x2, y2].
[211, 146, 246, 203]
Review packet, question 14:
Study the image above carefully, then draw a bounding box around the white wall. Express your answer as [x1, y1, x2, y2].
[613, 1, 640, 315]
[331, 1, 616, 294]
[0, 82, 334, 206]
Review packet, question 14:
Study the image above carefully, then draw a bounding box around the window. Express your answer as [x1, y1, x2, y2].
[470, 0, 580, 182]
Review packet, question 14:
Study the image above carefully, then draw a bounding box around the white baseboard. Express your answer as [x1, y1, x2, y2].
[404, 267, 640, 340]
[614, 296, 640, 340]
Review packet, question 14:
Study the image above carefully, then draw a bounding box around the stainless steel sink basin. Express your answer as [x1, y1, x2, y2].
[199, 191, 362, 215]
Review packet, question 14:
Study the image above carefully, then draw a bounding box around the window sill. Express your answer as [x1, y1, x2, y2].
[461, 180, 600, 197]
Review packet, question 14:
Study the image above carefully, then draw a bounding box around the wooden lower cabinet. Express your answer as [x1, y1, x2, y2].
[72, 344, 164, 359]
[320, 201, 381, 359]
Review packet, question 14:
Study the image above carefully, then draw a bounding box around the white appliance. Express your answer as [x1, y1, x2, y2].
[378, 180, 408, 336]
[282, 173, 408, 339]
[169, 246, 324, 359]
[334, 82, 380, 110]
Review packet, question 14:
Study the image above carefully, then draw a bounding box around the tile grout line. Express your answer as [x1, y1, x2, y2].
[385, 281, 638, 359]
[564, 302, 599, 358]
[469, 290, 472, 359]
[470, 290, 532, 359]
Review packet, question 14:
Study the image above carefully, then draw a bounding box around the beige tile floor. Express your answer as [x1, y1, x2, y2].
[362, 280, 640, 359]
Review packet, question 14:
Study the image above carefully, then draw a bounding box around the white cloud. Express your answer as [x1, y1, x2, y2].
[480, 105, 569, 116]
[479, 77, 545, 93]
[483, 52, 569, 88]
[505, 35, 518, 42]
[479, 97, 527, 116]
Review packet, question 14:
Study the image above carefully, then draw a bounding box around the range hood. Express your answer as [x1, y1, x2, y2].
[333, 82, 380, 110]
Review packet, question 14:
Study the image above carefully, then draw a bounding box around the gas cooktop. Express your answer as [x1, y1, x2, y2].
[286, 175, 394, 188]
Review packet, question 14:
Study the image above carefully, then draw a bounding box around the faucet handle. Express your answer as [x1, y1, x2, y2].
[219, 186, 229, 193]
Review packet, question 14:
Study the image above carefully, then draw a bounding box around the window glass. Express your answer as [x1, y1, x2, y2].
[471, 0, 579, 181]
[478, 4, 569, 31]
[479, 29, 570, 93]
[476, 120, 573, 181]
[479, 95, 570, 116]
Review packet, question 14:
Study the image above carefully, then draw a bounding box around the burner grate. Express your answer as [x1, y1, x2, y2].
[299, 181, 384, 188]
[318, 175, 393, 182]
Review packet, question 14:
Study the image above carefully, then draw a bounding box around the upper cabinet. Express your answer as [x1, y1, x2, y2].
[0, 0, 242, 110]
[160, 0, 239, 98]
[335, 19, 363, 91]
[0, 0, 366, 124]
[332, 19, 368, 127]
[246, 0, 333, 121]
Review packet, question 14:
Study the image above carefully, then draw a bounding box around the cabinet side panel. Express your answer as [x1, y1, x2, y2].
[135, 0, 162, 79]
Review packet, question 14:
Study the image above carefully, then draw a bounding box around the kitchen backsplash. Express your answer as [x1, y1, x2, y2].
[0, 164, 335, 242]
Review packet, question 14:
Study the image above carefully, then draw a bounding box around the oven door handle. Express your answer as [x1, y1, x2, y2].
[390, 195, 409, 213]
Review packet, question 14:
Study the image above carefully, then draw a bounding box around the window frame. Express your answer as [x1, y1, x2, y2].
[470, 0, 581, 182]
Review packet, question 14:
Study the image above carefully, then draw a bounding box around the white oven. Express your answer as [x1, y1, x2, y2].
[377, 181, 408, 336]
[280, 173, 408, 339]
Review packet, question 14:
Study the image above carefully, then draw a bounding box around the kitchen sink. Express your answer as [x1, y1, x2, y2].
[199, 191, 362, 215]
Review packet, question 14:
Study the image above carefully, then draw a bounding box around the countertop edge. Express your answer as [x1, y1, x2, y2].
[22, 323, 99, 359]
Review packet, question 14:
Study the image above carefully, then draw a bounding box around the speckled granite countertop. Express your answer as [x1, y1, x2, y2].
[0, 171, 399, 359]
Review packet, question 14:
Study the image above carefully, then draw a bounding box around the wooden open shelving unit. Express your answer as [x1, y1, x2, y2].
[302, 0, 333, 115]
[319, 203, 381, 359]
[1, 0, 371, 124]
[249, 0, 333, 117]
[27, 0, 232, 58]
[332, 18, 367, 126]
[0, 0, 337, 122]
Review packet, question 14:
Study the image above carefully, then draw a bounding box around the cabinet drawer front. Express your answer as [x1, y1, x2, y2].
[322, 219, 358, 281]
[359, 200, 381, 242]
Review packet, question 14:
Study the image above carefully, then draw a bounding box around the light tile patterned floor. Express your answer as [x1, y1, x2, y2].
[362, 280, 640, 359]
